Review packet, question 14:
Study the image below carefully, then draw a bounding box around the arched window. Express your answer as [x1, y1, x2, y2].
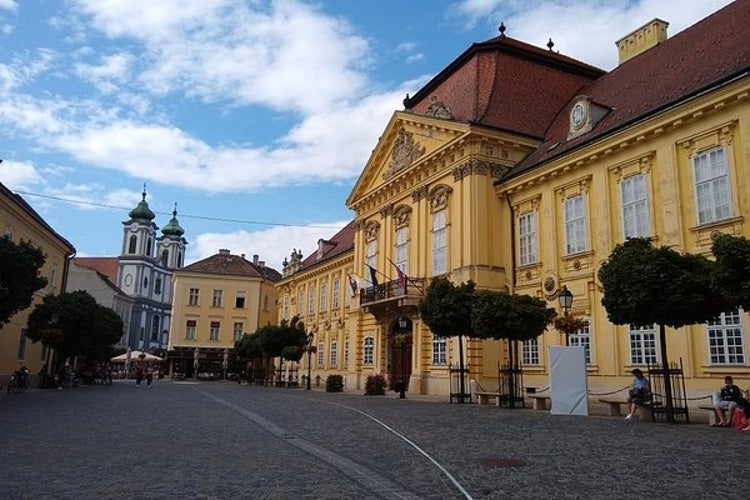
[161, 249, 169, 265]
[128, 235, 137, 254]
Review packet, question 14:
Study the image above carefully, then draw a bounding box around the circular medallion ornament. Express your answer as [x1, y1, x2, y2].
[124, 274, 133, 286]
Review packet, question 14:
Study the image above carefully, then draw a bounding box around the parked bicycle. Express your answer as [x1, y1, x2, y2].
[7, 366, 31, 394]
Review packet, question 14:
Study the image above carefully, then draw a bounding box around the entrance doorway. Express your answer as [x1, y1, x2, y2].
[389, 317, 412, 391]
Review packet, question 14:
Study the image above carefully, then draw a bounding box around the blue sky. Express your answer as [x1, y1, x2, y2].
[0, 0, 733, 269]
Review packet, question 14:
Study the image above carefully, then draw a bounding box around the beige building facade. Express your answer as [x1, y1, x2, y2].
[168, 250, 280, 377]
[0, 182, 75, 378]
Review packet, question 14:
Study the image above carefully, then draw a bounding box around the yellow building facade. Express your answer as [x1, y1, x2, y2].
[167, 250, 280, 377]
[279, 2, 750, 397]
[0, 182, 75, 378]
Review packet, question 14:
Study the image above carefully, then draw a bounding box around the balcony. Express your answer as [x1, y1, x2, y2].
[358, 278, 425, 319]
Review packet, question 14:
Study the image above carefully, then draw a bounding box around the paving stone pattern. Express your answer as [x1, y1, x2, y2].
[0, 380, 746, 499]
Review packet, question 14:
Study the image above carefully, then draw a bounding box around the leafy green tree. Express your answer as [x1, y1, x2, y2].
[711, 232, 750, 310]
[26, 291, 123, 366]
[472, 290, 556, 405]
[598, 237, 726, 421]
[419, 277, 476, 400]
[0, 237, 48, 326]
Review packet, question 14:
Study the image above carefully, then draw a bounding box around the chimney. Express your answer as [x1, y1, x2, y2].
[219, 249, 230, 255]
[258, 261, 265, 267]
[253, 254, 259, 265]
[616, 18, 668, 65]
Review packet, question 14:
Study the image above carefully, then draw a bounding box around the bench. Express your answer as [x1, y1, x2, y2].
[598, 398, 654, 419]
[475, 391, 500, 406]
[528, 394, 550, 410]
[699, 405, 720, 426]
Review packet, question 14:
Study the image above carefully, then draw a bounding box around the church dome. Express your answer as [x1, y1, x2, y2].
[128, 189, 155, 221]
[161, 206, 185, 237]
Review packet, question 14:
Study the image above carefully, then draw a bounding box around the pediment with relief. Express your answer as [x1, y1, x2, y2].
[382, 128, 425, 180]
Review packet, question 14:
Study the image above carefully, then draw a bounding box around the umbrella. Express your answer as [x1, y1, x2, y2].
[110, 350, 164, 363]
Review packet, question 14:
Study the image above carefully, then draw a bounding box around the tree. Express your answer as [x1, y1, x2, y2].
[0, 237, 47, 327]
[419, 277, 476, 401]
[471, 290, 556, 406]
[711, 232, 750, 310]
[597, 237, 727, 422]
[26, 291, 123, 366]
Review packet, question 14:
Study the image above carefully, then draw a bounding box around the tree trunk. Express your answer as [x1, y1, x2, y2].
[659, 324, 674, 423]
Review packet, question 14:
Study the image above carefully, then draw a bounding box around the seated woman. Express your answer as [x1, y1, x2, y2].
[625, 368, 651, 420]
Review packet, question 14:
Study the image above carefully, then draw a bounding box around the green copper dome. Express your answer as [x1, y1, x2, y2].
[162, 205, 185, 237]
[128, 189, 155, 221]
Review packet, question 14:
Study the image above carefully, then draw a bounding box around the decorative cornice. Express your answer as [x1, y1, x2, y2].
[412, 185, 428, 202]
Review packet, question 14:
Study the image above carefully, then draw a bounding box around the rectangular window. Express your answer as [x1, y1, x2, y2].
[621, 174, 650, 239]
[693, 147, 731, 225]
[235, 291, 246, 309]
[708, 309, 745, 365]
[629, 324, 657, 366]
[298, 289, 305, 317]
[432, 211, 447, 275]
[188, 288, 199, 306]
[320, 282, 328, 312]
[209, 321, 220, 341]
[522, 338, 540, 365]
[365, 241, 377, 281]
[154, 277, 162, 295]
[308, 286, 316, 315]
[186, 320, 196, 340]
[212, 289, 223, 307]
[564, 195, 587, 254]
[432, 335, 447, 365]
[568, 320, 591, 364]
[317, 343, 325, 367]
[283, 295, 290, 321]
[330, 341, 338, 367]
[233, 322, 244, 341]
[518, 211, 537, 265]
[395, 227, 409, 276]
[363, 336, 374, 365]
[332, 278, 340, 309]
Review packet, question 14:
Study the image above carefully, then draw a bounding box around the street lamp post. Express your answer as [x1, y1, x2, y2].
[558, 285, 574, 346]
[306, 332, 314, 390]
[397, 316, 408, 399]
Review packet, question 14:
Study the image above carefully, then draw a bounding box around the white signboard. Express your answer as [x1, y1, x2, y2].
[549, 346, 589, 416]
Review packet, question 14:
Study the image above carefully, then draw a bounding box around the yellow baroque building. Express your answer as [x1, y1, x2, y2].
[0, 182, 75, 378]
[280, 2, 750, 398]
[167, 249, 280, 377]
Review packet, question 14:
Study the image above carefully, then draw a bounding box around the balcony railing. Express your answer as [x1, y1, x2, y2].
[359, 278, 424, 306]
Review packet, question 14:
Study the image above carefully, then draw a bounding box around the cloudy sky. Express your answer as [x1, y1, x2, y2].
[0, 0, 733, 268]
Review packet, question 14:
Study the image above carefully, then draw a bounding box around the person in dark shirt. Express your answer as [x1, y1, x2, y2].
[712, 376, 742, 427]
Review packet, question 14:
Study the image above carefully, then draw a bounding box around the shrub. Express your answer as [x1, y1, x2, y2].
[325, 374, 344, 392]
[364, 374, 387, 395]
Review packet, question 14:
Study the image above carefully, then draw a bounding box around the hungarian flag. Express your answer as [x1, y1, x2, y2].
[395, 265, 407, 290]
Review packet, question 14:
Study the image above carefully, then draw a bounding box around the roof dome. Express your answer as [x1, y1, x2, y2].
[161, 205, 185, 237]
[128, 189, 155, 221]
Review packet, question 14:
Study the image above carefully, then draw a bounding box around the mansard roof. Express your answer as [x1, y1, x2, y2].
[404, 32, 604, 139]
[298, 220, 356, 271]
[505, 0, 750, 178]
[183, 250, 282, 281]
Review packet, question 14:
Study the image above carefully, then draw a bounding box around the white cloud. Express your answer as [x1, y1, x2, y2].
[75, 52, 133, 93]
[0, 159, 43, 189]
[189, 221, 348, 268]
[0, 0, 17, 12]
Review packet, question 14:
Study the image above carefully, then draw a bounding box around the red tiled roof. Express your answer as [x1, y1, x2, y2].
[74, 257, 119, 284]
[508, 0, 750, 176]
[405, 35, 604, 138]
[183, 251, 282, 281]
[298, 220, 355, 271]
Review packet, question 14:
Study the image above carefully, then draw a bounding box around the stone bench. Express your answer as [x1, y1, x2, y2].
[528, 394, 550, 410]
[475, 391, 500, 406]
[598, 398, 654, 419]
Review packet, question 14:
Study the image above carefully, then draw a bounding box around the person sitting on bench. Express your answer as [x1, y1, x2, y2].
[711, 376, 743, 427]
[625, 368, 651, 420]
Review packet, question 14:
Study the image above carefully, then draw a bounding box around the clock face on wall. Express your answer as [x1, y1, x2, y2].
[571, 102, 586, 129]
